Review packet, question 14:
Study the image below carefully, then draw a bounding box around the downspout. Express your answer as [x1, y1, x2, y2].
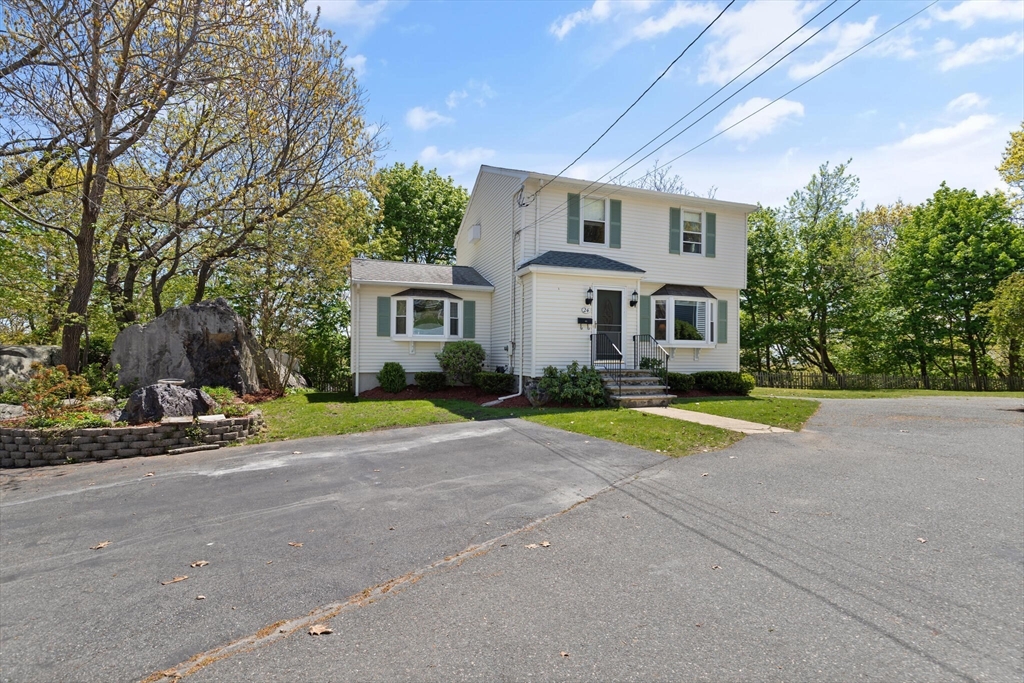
[500, 184, 528, 402]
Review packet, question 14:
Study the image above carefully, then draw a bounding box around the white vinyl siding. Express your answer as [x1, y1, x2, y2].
[531, 180, 747, 289]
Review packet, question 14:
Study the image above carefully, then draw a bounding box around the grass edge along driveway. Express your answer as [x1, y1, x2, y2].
[751, 387, 1024, 400]
[673, 395, 821, 431]
[255, 392, 741, 458]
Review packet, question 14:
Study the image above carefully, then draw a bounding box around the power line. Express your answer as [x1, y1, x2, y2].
[530, 0, 736, 201]
[532, 0, 860, 227]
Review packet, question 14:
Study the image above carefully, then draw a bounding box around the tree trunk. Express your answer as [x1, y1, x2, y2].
[1009, 338, 1020, 379]
[193, 260, 213, 303]
[964, 310, 982, 391]
[61, 221, 97, 373]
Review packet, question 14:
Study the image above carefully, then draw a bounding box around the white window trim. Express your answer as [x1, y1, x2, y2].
[678, 206, 705, 257]
[580, 196, 609, 247]
[651, 296, 716, 347]
[391, 297, 462, 341]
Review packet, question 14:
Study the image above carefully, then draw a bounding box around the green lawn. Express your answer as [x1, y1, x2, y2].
[255, 392, 738, 457]
[673, 396, 820, 431]
[751, 387, 1024, 400]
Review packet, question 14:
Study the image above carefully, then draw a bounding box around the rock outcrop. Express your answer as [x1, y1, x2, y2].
[119, 384, 217, 425]
[265, 349, 307, 389]
[110, 298, 285, 394]
[0, 346, 61, 388]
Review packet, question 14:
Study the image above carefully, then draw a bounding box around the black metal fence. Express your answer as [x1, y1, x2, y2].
[303, 370, 354, 394]
[754, 371, 1023, 392]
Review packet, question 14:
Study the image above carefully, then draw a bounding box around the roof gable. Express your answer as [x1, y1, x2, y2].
[350, 259, 493, 288]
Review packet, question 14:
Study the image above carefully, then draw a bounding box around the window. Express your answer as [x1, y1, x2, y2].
[654, 300, 667, 341]
[393, 297, 461, 339]
[449, 301, 459, 336]
[395, 300, 407, 335]
[583, 197, 606, 245]
[682, 210, 702, 254]
[649, 297, 716, 345]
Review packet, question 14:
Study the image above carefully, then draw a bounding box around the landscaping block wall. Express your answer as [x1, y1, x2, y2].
[0, 412, 263, 468]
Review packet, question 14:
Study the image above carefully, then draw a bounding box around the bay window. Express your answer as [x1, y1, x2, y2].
[651, 297, 716, 345]
[393, 293, 461, 339]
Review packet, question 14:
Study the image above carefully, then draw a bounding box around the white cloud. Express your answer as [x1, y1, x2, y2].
[446, 80, 496, 109]
[889, 114, 999, 151]
[349, 54, 367, 78]
[306, 0, 390, 29]
[630, 1, 720, 41]
[932, 0, 1024, 28]
[946, 92, 990, 112]
[714, 97, 804, 142]
[698, 0, 818, 85]
[934, 37, 956, 53]
[939, 32, 1024, 70]
[405, 106, 454, 131]
[420, 146, 496, 171]
[787, 16, 878, 80]
[550, 0, 654, 40]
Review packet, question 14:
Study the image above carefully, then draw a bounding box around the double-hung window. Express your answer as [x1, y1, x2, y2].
[682, 210, 702, 254]
[393, 294, 461, 339]
[651, 297, 716, 345]
[583, 197, 607, 245]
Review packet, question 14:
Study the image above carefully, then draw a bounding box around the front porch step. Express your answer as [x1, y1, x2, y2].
[608, 383, 671, 395]
[598, 369, 659, 377]
[608, 393, 677, 408]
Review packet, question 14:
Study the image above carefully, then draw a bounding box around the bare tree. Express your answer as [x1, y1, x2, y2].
[626, 160, 717, 198]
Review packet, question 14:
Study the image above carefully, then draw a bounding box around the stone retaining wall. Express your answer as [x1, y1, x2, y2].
[0, 412, 263, 468]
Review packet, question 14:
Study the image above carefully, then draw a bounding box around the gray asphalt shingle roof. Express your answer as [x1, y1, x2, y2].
[518, 250, 645, 273]
[650, 284, 717, 298]
[350, 259, 493, 288]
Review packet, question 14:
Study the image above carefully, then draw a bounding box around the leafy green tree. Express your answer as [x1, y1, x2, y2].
[741, 206, 795, 372]
[889, 184, 1024, 388]
[361, 162, 469, 264]
[998, 123, 1024, 223]
[976, 272, 1024, 378]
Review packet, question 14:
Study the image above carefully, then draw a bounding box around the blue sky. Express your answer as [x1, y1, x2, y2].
[311, 0, 1024, 208]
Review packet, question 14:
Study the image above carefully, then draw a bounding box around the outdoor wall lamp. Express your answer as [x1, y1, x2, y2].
[585, 287, 594, 305]
[629, 290, 639, 307]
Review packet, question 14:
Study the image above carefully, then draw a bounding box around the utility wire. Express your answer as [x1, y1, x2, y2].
[530, 0, 736, 201]
[531, 0, 860, 227]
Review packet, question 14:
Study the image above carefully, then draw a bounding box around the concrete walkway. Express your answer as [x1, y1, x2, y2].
[633, 405, 792, 434]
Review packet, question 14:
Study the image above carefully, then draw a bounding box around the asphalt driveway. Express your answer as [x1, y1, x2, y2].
[0, 418, 664, 682]
[2, 397, 1022, 682]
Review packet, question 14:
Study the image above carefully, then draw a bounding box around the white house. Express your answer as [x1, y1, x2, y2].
[350, 165, 756, 403]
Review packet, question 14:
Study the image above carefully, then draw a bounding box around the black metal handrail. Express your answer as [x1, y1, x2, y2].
[591, 332, 623, 396]
[633, 334, 670, 387]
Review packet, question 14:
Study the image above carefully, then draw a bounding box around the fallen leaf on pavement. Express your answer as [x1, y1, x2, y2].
[373, 469, 380, 472]
[701, 473, 709, 477]
[190, 560, 209, 568]
[560, 651, 569, 658]
[917, 538, 927, 543]
[266, 561, 273, 564]
[711, 565, 721, 570]
[196, 595, 205, 600]
[292, 451, 301, 454]
[309, 624, 333, 636]
[161, 575, 189, 585]
[525, 543, 539, 549]
[540, 541, 551, 547]
[388, 526, 395, 531]
[90, 541, 111, 550]
[769, 510, 779, 514]
[144, 473, 154, 477]
[288, 542, 303, 547]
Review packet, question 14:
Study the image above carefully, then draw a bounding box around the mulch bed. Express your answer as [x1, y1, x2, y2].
[242, 389, 283, 404]
[358, 385, 532, 407]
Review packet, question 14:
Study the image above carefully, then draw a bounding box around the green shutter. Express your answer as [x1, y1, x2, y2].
[639, 295, 651, 337]
[717, 299, 728, 344]
[376, 296, 390, 336]
[669, 207, 680, 254]
[463, 300, 476, 338]
[609, 199, 621, 248]
[567, 193, 580, 244]
[705, 212, 716, 258]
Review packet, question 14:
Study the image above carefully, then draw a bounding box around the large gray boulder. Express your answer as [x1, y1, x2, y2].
[0, 345, 61, 389]
[110, 298, 282, 394]
[119, 384, 217, 425]
[265, 348, 307, 389]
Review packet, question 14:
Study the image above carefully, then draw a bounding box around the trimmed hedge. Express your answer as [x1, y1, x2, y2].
[538, 362, 606, 407]
[377, 362, 407, 393]
[473, 371, 516, 395]
[414, 371, 447, 392]
[690, 371, 756, 396]
[436, 341, 486, 385]
[666, 372, 695, 393]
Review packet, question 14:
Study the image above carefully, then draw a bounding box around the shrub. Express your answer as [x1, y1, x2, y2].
[25, 411, 110, 429]
[435, 340, 485, 385]
[16, 364, 90, 421]
[201, 385, 252, 416]
[473, 371, 516, 395]
[639, 356, 666, 374]
[202, 385, 237, 405]
[414, 371, 448, 392]
[538, 362, 606, 407]
[377, 362, 407, 393]
[221, 403, 253, 417]
[674, 320, 704, 340]
[666, 372, 695, 393]
[691, 371, 755, 395]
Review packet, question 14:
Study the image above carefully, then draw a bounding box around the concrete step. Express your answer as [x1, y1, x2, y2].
[603, 376, 667, 385]
[608, 393, 676, 408]
[598, 369, 657, 378]
[607, 384, 671, 395]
